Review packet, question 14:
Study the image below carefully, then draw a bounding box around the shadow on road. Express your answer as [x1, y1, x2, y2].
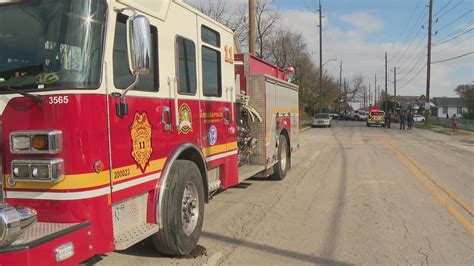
[200, 231, 353, 265]
[321, 133, 348, 258]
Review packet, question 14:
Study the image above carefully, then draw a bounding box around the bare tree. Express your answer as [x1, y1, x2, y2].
[266, 29, 306, 69]
[344, 74, 365, 102]
[186, 0, 278, 55]
[255, 0, 278, 58]
[185, 0, 247, 50]
[197, 0, 227, 22]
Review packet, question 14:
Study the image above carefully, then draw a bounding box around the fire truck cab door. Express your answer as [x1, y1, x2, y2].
[106, 13, 168, 203]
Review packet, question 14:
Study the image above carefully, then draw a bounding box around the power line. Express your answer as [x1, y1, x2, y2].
[432, 51, 474, 63]
[397, 33, 428, 72]
[433, 0, 452, 17]
[436, 0, 464, 20]
[393, 26, 424, 67]
[400, 0, 424, 37]
[399, 47, 426, 76]
[387, 0, 424, 66]
[436, 9, 473, 32]
[432, 32, 473, 55]
[392, 3, 429, 67]
[398, 64, 427, 90]
[433, 28, 473, 45]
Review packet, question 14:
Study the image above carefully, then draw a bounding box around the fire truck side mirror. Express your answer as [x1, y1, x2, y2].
[127, 15, 152, 76]
[115, 14, 152, 118]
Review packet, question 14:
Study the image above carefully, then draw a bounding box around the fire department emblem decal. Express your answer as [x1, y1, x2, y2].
[178, 103, 193, 134]
[208, 125, 217, 146]
[130, 112, 153, 173]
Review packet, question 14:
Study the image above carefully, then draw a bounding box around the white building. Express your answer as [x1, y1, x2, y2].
[433, 97, 468, 118]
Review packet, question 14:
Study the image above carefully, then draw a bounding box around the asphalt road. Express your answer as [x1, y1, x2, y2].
[88, 121, 472, 264]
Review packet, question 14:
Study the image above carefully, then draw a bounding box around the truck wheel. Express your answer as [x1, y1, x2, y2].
[152, 160, 204, 256]
[270, 135, 289, 180]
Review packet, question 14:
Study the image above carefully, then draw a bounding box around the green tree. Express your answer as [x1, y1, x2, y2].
[454, 84, 474, 118]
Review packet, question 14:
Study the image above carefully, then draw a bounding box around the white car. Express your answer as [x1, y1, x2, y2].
[312, 113, 333, 128]
[355, 110, 368, 121]
[413, 114, 425, 122]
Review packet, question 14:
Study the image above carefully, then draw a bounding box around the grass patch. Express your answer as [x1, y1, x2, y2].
[413, 123, 435, 129]
[300, 122, 312, 129]
[437, 130, 471, 136]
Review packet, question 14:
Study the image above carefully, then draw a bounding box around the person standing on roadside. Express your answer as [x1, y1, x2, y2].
[407, 111, 413, 130]
[400, 111, 406, 130]
[451, 114, 458, 131]
[385, 111, 391, 128]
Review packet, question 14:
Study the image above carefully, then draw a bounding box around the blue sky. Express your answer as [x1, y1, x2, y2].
[187, 0, 474, 98]
[273, 0, 473, 98]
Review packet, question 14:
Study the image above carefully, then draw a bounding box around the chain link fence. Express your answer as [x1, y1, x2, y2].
[430, 117, 474, 131]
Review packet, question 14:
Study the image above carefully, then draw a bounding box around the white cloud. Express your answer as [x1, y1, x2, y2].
[340, 11, 384, 33]
[185, 1, 473, 98]
[278, 8, 473, 98]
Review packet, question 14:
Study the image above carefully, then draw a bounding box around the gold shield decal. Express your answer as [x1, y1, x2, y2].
[178, 103, 193, 134]
[130, 112, 153, 173]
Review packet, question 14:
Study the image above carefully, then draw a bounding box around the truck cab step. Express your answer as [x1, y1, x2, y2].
[114, 223, 158, 250]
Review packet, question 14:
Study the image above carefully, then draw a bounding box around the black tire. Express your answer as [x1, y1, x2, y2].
[367, 123, 370, 127]
[270, 135, 290, 180]
[152, 160, 204, 256]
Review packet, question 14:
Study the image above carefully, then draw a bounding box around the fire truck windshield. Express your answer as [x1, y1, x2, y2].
[0, 0, 106, 93]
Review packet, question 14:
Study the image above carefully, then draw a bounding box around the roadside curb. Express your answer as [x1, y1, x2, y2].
[300, 127, 311, 132]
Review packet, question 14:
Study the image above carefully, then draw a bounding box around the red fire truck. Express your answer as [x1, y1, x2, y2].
[0, 0, 299, 264]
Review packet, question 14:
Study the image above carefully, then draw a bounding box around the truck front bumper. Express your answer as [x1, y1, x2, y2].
[0, 221, 93, 265]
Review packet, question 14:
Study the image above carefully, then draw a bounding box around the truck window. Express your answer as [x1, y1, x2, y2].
[201, 26, 220, 48]
[176, 37, 197, 95]
[113, 14, 158, 92]
[202, 46, 222, 97]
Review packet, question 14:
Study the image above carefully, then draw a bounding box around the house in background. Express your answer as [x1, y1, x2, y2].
[432, 97, 468, 117]
[397, 96, 422, 112]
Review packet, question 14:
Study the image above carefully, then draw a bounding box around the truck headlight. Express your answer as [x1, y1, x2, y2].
[10, 130, 62, 154]
[11, 159, 65, 183]
[0, 203, 37, 247]
[0, 203, 21, 247]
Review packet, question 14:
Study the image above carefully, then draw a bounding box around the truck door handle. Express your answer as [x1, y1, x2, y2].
[162, 106, 171, 131]
[223, 107, 230, 125]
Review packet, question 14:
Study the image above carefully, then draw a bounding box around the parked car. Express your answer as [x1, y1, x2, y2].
[354, 110, 368, 121]
[413, 114, 425, 122]
[312, 113, 333, 128]
[330, 113, 340, 119]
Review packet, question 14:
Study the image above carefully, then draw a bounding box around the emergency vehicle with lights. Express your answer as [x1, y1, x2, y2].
[367, 109, 386, 127]
[0, 0, 299, 264]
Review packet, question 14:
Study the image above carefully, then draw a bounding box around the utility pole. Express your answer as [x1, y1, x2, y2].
[339, 60, 342, 113]
[318, 0, 323, 113]
[425, 0, 433, 126]
[378, 86, 381, 109]
[374, 74, 377, 108]
[364, 85, 367, 110]
[249, 0, 256, 56]
[385, 52, 388, 112]
[369, 83, 371, 107]
[393, 67, 397, 113]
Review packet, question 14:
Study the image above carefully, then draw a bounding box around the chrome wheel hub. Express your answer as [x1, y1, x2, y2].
[182, 182, 199, 235]
[280, 141, 287, 171]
